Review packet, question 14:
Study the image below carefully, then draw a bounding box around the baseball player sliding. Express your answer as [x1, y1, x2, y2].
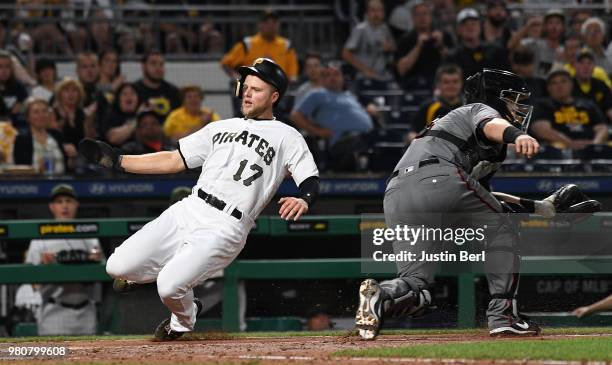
[79, 58, 319, 340]
[355, 69, 601, 340]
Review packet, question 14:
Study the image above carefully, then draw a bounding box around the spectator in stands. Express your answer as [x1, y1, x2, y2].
[557, 33, 612, 89]
[294, 52, 324, 108]
[573, 294, 612, 318]
[531, 68, 608, 150]
[24, 184, 104, 335]
[100, 83, 141, 146]
[306, 309, 334, 331]
[445, 8, 509, 79]
[388, 0, 416, 39]
[221, 9, 298, 82]
[482, 0, 513, 50]
[13, 98, 67, 175]
[0, 50, 28, 124]
[570, 9, 591, 36]
[76, 52, 109, 130]
[581, 17, 612, 75]
[53, 77, 95, 147]
[134, 51, 181, 121]
[197, 20, 223, 54]
[120, 109, 175, 155]
[290, 62, 374, 171]
[221, 9, 299, 116]
[572, 50, 612, 123]
[31, 58, 57, 102]
[88, 9, 115, 53]
[98, 49, 125, 94]
[411, 64, 463, 140]
[17, 0, 72, 55]
[510, 46, 547, 101]
[395, 1, 453, 91]
[163, 85, 220, 143]
[509, 9, 565, 78]
[342, 0, 395, 85]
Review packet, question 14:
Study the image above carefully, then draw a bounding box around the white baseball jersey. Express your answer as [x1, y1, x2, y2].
[106, 116, 319, 333]
[178, 117, 319, 219]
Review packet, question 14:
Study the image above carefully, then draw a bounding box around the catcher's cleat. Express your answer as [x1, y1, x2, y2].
[112, 279, 141, 294]
[355, 279, 384, 340]
[489, 316, 541, 337]
[154, 299, 203, 341]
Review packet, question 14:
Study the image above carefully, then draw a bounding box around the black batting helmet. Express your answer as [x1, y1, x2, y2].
[464, 68, 533, 131]
[235, 58, 288, 106]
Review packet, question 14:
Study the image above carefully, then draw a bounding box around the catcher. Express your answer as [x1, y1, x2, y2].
[355, 68, 601, 340]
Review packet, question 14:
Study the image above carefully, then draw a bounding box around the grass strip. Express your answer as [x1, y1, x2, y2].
[334, 337, 612, 361]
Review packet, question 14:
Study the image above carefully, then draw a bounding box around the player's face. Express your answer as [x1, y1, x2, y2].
[49, 196, 79, 220]
[547, 74, 573, 101]
[143, 55, 165, 83]
[241, 75, 277, 118]
[438, 73, 462, 100]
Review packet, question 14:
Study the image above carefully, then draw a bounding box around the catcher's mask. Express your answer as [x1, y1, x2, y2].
[464, 68, 533, 131]
[235, 58, 288, 106]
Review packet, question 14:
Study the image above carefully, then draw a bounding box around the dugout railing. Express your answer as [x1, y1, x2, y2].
[1, 215, 611, 333]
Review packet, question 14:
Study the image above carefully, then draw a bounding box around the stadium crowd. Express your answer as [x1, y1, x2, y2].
[0, 0, 611, 176]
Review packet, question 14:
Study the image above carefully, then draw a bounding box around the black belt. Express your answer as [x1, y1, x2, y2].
[389, 158, 440, 180]
[198, 189, 243, 220]
[48, 298, 90, 310]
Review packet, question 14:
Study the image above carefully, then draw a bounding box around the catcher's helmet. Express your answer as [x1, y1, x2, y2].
[235, 58, 288, 106]
[464, 68, 533, 131]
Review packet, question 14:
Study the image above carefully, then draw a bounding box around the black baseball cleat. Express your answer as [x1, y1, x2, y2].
[355, 279, 384, 340]
[489, 317, 541, 337]
[154, 298, 203, 341]
[112, 279, 141, 294]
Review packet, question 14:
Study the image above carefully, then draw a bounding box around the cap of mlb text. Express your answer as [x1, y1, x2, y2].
[50, 184, 77, 200]
[457, 8, 480, 24]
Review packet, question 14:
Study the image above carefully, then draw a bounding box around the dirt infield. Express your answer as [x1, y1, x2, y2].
[2, 332, 611, 365]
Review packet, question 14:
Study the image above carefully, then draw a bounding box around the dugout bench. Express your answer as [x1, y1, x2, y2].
[1, 215, 611, 333]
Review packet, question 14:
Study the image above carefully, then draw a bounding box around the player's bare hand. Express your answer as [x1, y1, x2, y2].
[278, 197, 308, 221]
[514, 135, 539, 158]
[572, 306, 591, 318]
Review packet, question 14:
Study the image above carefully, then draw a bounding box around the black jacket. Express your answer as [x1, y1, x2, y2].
[13, 128, 67, 167]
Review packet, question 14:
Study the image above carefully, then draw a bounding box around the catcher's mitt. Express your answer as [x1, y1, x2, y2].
[78, 138, 123, 171]
[545, 184, 602, 222]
